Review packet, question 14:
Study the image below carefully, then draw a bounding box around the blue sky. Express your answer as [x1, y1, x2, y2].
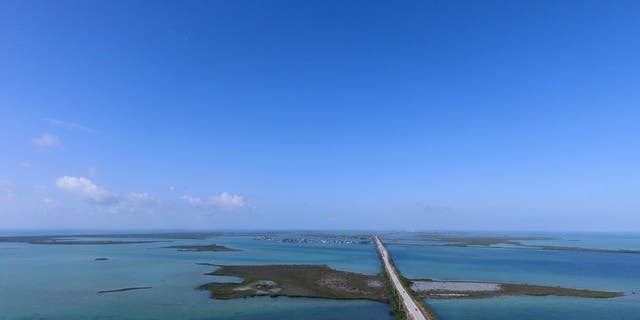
[1, 0, 639, 230]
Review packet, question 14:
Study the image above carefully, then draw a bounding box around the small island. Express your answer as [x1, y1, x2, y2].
[0, 232, 219, 245]
[94, 258, 109, 261]
[198, 264, 385, 301]
[422, 234, 640, 254]
[423, 234, 554, 247]
[0, 235, 162, 245]
[537, 245, 640, 254]
[164, 244, 241, 252]
[410, 280, 623, 299]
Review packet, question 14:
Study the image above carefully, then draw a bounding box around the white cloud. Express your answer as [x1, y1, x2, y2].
[208, 192, 246, 209]
[181, 195, 202, 206]
[55, 176, 118, 204]
[44, 118, 92, 132]
[169, 186, 176, 192]
[127, 192, 153, 203]
[48, 176, 249, 216]
[182, 192, 246, 210]
[32, 133, 61, 148]
[104, 193, 157, 214]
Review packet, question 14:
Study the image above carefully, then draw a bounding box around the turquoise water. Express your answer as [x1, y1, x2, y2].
[519, 232, 640, 250]
[386, 232, 640, 320]
[430, 295, 640, 320]
[1, 231, 639, 319]
[0, 234, 391, 320]
[389, 243, 640, 291]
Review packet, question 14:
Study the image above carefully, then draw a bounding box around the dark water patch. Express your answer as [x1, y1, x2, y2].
[97, 287, 152, 294]
[0, 232, 219, 245]
[0, 235, 163, 245]
[165, 244, 240, 252]
[76, 232, 219, 240]
[411, 234, 640, 254]
[537, 245, 640, 254]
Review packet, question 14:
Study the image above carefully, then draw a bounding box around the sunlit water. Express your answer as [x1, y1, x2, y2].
[0, 233, 390, 320]
[388, 232, 640, 320]
[1, 231, 639, 320]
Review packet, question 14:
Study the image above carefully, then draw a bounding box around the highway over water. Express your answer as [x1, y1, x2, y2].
[375, 236, 432, 320]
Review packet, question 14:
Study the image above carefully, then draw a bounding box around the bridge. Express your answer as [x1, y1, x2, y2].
[374, 236, 433, 320]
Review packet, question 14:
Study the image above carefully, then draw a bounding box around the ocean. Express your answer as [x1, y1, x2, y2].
[0, 231, 638, 319]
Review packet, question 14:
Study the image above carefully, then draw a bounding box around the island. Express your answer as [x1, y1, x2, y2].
[0, 235, 162, 245]
[537, 245, 640, 254]
[0, 232, 219, 245]
[254, 233, 372, 245]
[410, 280, 623, 299]
[164, 244, 241, 252]
[198, 264, 386, 301]
[421, 234, 640, 254]
[422, 234, 553, 247]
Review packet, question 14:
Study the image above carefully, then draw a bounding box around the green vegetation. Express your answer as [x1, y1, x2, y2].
[0, 233, 219, 245]
[411, 280, 623, 299]
[422, 234, 553, 247]
[376, 249, 406, 320]
[538, 245, 640, 254]
[499, 283, 623, 298]
[421, 234, 640, 254]
[0, 236, 161, 245]
[198, 264, 385, 301]
[376, 239, 439, 320]
[61, 232, 219, 239]
[99, 232, 219, 239]
[164, 244, 240, 252]
[401, 277, 440, 320]
[34, 240, 159, 245]
[392, 261, 440, 320]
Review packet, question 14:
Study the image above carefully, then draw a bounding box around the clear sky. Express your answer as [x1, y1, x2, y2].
[1, 0, 639, 231]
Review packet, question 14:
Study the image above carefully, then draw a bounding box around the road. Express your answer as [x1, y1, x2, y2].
[374, 236, 431, 320]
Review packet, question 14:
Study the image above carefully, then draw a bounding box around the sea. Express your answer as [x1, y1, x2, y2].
[1, 231, 639, 320]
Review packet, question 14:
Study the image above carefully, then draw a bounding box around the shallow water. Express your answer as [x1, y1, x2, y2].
[429, 295, 640, 320]
[1, 231, 639, 320]
[387, 231, 640, 320]
[518, 232, 640, 250]
[387, 234, 640, 292]
[0, 233, 391, 320]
